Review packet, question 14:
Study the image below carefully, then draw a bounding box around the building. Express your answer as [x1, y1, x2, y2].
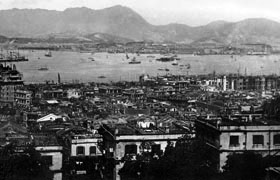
[0, 52, 28, 107]
[0, 65, 24, 107]
[57, 127, 104, 177]
[71, 133, 103, 157]
[196, 116, 280, 171]
[67, 89, 82, 99]
[33, 134, 63, 180]
[15, 89, 32, 107]
[100, 117, 188, 180]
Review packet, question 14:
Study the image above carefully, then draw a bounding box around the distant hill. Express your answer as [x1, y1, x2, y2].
[1, 6, 280, 44]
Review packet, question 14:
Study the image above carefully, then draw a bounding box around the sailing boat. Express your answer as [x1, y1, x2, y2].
[172, 60, 178, 66]
[128, 57, 141, 64]
[45, 50, 52, 57]
[38, 65, 48, 71]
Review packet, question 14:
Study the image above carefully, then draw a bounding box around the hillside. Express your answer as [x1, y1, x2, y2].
[0, 6, 280, 44]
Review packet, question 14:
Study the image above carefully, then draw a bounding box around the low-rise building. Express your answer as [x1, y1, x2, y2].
[196, 116, 280, 171]
[33, 134, 63, 180]
[101, 117, 188, 180]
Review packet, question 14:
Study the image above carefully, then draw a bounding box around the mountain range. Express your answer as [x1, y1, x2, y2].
[1, 5, 280, 45]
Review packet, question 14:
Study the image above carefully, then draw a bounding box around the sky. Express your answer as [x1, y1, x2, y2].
[0, 0, 280, 26]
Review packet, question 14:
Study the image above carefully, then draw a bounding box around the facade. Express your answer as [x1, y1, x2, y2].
[196, 117, 280, 171]
[0, 65, 24, 107]
[69, 132, 103, 176]
[67, 89, 82, 99]
[101, 118, 188, 180]
[34, 135, 63, 180]
[15, 89, 32, 107]
[71, 134, 103, 157]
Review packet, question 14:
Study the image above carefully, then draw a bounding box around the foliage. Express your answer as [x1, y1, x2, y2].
[263, 96, 280, 118]
[119, 135, 218, 180]
[0, 144, 53, 180]
[222, 151, 280, 180]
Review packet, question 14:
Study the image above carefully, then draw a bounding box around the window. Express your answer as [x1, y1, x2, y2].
[253, 135, 264, 146]
[90, 146, 97, 155]
[229, 136, 239, 147]
[125, 144, 137, 155]
[42, 156, 52, 165]
[274, 134, 280, 145]
[76, 146, 85, 155]
[151, 144, 161, 155]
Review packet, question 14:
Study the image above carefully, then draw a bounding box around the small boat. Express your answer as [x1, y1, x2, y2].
[88, 57, 95, 61]
[165, 68, 170, 71]
[98, 75, 106, 79]
[147, 55, 155, 58]
[158, 68, 164, 71]
[172, 60, 178, 66]
[129, 57, 141, 64]
[156, 56, 175, 62]
[185, 64, 191, 69]
[45, 50, 52, 57]
[38, 66, 48, 71]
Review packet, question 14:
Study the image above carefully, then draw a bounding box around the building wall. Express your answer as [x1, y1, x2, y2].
[71, 138, 102, 157]
[111, 134, 184, 180]
[35, 146, 63, 180]
[114, 140, 171, 160]
[218, 126, 280, 170]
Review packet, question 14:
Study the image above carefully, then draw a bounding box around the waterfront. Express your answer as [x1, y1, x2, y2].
[14, 50, 280, 83]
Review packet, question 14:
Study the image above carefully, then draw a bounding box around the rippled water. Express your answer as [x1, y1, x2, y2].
[13, 50, 280, 83]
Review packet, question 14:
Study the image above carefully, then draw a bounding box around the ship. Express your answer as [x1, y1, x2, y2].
[45, 50, 52, 57]
[128, 57, 141, 64]
[172, 60, 178, 66]
[98, 75, 106, 79]
[88, 57, 95, 61]
[156, 56, 175, 62]
[38, 66, 48, 71]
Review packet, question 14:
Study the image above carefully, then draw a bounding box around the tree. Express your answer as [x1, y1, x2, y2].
[222, 152, 267, 180]
[119, 135, 218, 180]
[0, 144, 53, 180]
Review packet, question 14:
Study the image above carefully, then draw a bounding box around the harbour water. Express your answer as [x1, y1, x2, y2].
[13, 50, 280, 83]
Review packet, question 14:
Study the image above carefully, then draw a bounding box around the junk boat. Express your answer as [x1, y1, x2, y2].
[156, 56, 175, 62]
[98, 75, 106, 79]
[129, 57, 141, 64]
[38, 66, 48, 71]
[172, 60, 178, 66]
[45, 50, 52, 57]
[88, 57, 95, 61]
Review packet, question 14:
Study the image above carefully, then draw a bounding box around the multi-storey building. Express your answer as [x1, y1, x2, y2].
[0, 52, 28, 107]
[15, 89, 32, 107]
[196, 116, 280, 171]
[0, 65, 24, 107]
[34, 134, 63, 180]
[101, 117, 188, 180]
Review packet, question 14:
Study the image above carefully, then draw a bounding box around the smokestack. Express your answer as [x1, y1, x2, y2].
[58, 73, 61, 84]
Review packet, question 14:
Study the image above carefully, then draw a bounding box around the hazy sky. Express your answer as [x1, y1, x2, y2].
[1, 0, 280, 26]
